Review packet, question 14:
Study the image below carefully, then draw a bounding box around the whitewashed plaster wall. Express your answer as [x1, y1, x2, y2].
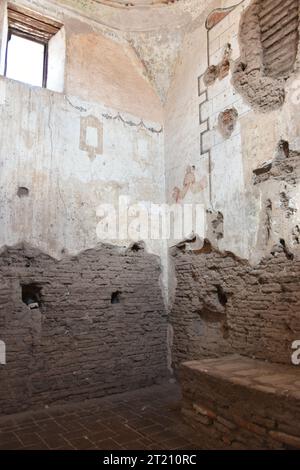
[0, 0, 167, 270]
[1, 0, 300, 305]
[7, 0, 163, 122]
[0, 77, 165, 258]
[165, 0, 300, 263]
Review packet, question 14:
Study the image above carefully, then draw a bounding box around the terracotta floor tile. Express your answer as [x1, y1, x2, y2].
[0, 382, 202, 450]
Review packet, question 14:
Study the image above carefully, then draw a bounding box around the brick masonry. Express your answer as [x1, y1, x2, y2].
[253, 141, 300, 186]
[0, 243, 168, 415]
[259, 0, 299, 79]
[180, 355, 300, 449]
[231, 0, 295, 112]
[170, 241, 300, 369]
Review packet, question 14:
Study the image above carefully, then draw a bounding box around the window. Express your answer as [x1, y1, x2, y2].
[3, 4, 63, 89]
[6, 33, 46, 87]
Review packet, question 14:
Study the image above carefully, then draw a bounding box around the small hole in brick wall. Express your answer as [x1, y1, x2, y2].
[216, 285, 228, 306]
[21, 283, 42, 309]
[17, 187, 29, 198]
[131, 243, 143, 252]
[111, 291, 121, 304]
[279, 239, 294, 261]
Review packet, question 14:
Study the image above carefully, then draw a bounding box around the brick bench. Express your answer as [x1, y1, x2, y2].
[180, 355, 300, 449]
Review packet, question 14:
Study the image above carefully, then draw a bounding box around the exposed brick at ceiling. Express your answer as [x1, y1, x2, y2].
[259, 0, 299, 79]
[232, 0, 300, 111]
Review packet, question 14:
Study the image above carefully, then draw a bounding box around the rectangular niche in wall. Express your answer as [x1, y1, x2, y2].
[21, 283, 42, 310]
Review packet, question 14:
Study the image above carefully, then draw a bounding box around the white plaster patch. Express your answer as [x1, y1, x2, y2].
[86, 126, 99, 148]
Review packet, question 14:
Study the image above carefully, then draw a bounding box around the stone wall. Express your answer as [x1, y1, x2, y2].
[170, 241, 300, 369]
[0, 244, 168, 414]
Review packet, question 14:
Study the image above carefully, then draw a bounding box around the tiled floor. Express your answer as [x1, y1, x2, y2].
[0, 382, 205, 450]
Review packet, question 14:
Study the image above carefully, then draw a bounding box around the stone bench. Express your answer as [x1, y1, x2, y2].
[180, 354, 300, 449]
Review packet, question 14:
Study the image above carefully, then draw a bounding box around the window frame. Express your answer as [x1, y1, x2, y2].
[4, 27, 49, 88]
[3, 3, 63, 90]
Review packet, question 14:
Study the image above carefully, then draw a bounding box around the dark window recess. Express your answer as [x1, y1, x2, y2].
[21, 284, 42, 309]
[111, 291, 121, 305]
[4, 4, 62, 88]
[131, 242, 144, 252]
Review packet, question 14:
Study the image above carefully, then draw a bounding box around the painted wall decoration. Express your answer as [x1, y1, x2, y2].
[198, 1, 247, 207]
[172, 165, 207, 203]
[205, 3, 244, 30]
[79, 115, 103, 161]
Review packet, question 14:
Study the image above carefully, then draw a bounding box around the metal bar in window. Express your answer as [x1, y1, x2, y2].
[4, 29, 12, 77]
[42, 42, 48, 88]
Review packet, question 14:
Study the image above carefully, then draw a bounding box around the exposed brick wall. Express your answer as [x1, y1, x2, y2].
[253, 141, 300, 186]
[259, 0, 299, 79]
[0, 244, 168, 414]
[180, 356, 300, 449]
[170, 242, 300, 369]
[232, 0, 300, 111]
